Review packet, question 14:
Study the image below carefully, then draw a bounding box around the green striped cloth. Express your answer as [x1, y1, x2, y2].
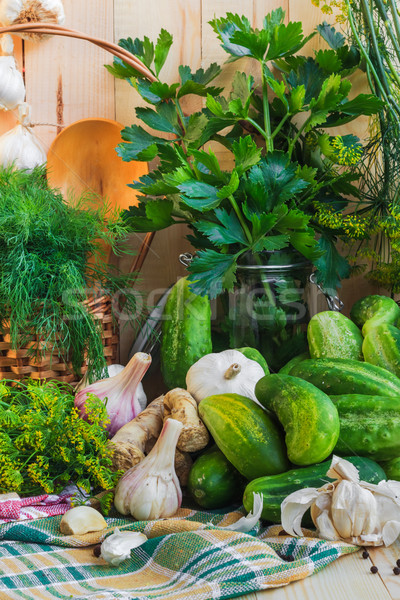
[0, 507, 358, 600]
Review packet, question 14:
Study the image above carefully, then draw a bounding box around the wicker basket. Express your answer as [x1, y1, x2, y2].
[0, 296, 119, 384]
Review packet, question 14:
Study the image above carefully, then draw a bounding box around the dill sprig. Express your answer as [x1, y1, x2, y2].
[0, 379, 120, 497]
[0, 166, 140, 381]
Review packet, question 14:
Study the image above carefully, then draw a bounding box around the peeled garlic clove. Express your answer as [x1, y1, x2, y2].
[60, 506, 107, 535]
[331, 480, 377, 539]
[0, 0, 65, 41]
[100, 527, 147, 566]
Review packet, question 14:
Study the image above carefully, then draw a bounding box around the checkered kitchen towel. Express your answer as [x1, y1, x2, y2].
[0, 507, 359, 600]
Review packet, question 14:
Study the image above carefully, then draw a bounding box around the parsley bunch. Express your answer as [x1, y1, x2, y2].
[0, 380, 119, 497]
[108, 9, 382, 298]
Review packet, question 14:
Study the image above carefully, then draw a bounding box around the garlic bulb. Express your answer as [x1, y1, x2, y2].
[0, 0, 65, 41]
[75, 352, 151, 437]
[282, 455, 400, 547]
[100, 528, 147, 566]
[186, 349, 265, 404]
[0, 103, 46, 171]
[0, 55, 25, 110]
[60, 506, 107, 535]
[114, 418, 183, 521]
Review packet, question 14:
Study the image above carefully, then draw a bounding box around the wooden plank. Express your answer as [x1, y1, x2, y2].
[114, 0, 202, 362]
[23, 0, 115, 154]
[240, 549, 391, 600]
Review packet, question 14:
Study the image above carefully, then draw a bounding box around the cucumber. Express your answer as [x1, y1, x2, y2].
[187, 446, 243, 509]
[350, 295, 400, 336]
[243, 456, 386, 523]
[290, 358, 400, 397]
[363, 324, 400, 377]
[307, 311, 363, 360]
[278, 352, 309, 375]
[331, 394, 400, 461]
[198, 393, 289, 480]
[161, 277, 212, 389]
[379, 457, 400, 481]
[236, 347, 269, 375]
[255, 374, 339, 465]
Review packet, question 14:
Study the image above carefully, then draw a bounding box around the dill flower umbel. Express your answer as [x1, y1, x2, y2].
[0, 380, 119, 497]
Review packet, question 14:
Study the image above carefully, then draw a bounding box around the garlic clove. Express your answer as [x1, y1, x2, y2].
[60, 506, 107, 535]
[100, 527, 147, 566]
[281, 487, 320, 537]
[382, 520, 400, 547]
[0, 55, 26, 111]
[314, 510, 341, 541]
[224, 492, 263, 533]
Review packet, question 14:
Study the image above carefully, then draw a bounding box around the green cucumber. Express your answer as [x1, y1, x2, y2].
[161, 277, 212, 389]
[307, 311, 363, 360]
[243, 456, 386, 523]
[363, 324, 400, 377]
[350, 295, 400, 336]
[278, 352, 309, 375]
[290, 358, 400, 397]
[187, 446, 243, 509]
[379, 457, 400, 481]
[331, 394, 400, 461]
[198, 393, 289, 480]
[255, 374, 340, 465]
[236, 347, 269, 375]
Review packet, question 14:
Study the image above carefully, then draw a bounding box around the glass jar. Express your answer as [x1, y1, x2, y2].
[180, 251, 342, 372]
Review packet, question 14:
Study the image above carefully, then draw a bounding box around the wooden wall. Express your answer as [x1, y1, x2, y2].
[0, 0, 382, 361]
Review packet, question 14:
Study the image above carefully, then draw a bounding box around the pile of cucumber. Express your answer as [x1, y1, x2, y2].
[162, 283, 400, 521]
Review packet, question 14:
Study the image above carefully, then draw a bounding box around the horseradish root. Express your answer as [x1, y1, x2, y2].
[163, 388, 209, 452]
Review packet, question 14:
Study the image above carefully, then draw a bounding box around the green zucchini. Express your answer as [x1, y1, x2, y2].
[290, 358, 400, 397]
[187, 446, 243, 509]
[350, 295, 400, 336]
[161, 277, 212, 389]
[331, 394, 400, 461]
[255, 374, 339, 465]
[243, 456, 386, 523]
[198, 393, 289, 480]
[363, 324, 400, 377]
[236, 347, 269, 375]
[307, 311, 363, 360]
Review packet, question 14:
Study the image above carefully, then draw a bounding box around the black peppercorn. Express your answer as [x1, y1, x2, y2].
[362, 550, 369, 559]
[397, 559, 400, 568]
[370, 566, 378, 574]
[93, 545, 102, 558]
[393, 567, 400, 575]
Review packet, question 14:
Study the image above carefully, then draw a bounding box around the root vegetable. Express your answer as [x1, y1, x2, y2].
[163, 388, 209, 452]
[108, 396, 164, 471]
[175, 449, 193, 486]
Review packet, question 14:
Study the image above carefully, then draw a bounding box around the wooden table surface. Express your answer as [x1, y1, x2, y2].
[238, 540, 400, 600]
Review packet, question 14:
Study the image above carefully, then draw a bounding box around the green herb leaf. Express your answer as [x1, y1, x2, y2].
[119, 36, 155, 68]
[136, 103, 180, 134]
[209, 13, 253, 59]
[188, 249, 238, 297]
[195, 208, 248, 246]
[289, 229, 319, 260]
[154, 29, 173, 75]
[317, 22, 345, 50]
[192, 149, 223, 177]
[315, 49, 342, 73]
[314, 235, 350, 291]
[254, 234, 290, 252]
[217, 169, 240, 199]
[231, 136, 262, 177]
[117, 125, 164, 162]
[184, 113, 209, 145]
[123, 199, 175, 231]
[178, 180, 221, 211]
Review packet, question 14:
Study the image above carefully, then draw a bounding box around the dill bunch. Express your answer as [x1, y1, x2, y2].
[0, 166, 139, 381]
[0, 379, 119, 497]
